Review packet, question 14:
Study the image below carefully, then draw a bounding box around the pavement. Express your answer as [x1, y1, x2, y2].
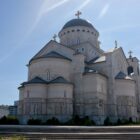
[1, 125, 140, 139]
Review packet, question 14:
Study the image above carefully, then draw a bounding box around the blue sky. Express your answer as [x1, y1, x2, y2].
[0, 0, 140, 105]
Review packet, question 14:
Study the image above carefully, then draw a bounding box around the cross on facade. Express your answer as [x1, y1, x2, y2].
[53, 34, 57, 41]
[115, 40, 118, 48]
[128, 50, 133, 58]
[75, 11, 82, 19]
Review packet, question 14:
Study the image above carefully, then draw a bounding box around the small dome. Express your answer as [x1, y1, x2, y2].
[62, 18, 94, 30]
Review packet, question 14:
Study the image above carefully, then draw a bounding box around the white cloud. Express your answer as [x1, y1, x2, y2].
[67, 0, 92, 18]
[40, 0, 70, 15]
[100, 24, 140, 33]
[32, 0, 70, 31]
[98, 3, 110, 19]
[77, 0, 92, 10]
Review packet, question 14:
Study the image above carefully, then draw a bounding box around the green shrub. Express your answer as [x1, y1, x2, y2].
[104, 117, 112, 126]
[64, 115, 95, 126]
[27, 118, 42, 125]
[82, 116, 95, 126]
[117, 118, 122, 125]
[116, 117, 134, 125]
[0, 116, 19, 125]
[46, 117, 60, 125]
[128, 117, 133, 124]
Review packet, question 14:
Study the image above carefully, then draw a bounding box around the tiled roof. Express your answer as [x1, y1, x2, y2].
[20, 76, 72, 87]
[30, 51, 71, 63]
[41, 51, 72, 61]
[94, 56, 106, 63]
[62, 18, 94, 29]
[115, 71, 126, 79]
[115, 71, 133, 80]
[87, 56, 99, 64]
[84, 67, 107, 78]
[22, 77, 47, 85]
[49, 76, 71, 84]
[84, 67, 97, 73]
[87, 56, 106, 64]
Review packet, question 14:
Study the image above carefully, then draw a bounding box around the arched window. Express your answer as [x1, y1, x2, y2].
[27, 90, 30, 98]
[137, 67, 140, 75]
[77, 39, 80, 44]
[127, 66, 134, 75]
[64, 90, 66, 98]
[72, 29, 75, 32]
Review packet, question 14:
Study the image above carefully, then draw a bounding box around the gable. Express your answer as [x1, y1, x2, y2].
[111, 47, 129, 76]
[30, 40, 74, 61]
[71, 42, 104, 61]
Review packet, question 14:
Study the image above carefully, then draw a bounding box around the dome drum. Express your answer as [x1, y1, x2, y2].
[58, 19, 99, 47]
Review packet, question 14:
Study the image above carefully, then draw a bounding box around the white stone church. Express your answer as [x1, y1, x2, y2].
[17, 12, 140, 124]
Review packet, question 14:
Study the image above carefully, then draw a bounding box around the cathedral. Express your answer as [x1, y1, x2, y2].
[17, 11, 140, 124]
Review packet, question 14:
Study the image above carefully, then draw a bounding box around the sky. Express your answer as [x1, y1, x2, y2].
[0, 0, 140, 105]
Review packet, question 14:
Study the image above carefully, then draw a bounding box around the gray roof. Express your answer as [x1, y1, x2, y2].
[41, 51, 71, 61]
[62, 18, 94, 30]
[30, 51, 71, 63]
[20, 76, 71, 87]
[22, 77, 47, 85]
[84, 67, 97, 73]
[49, 76, 71, 84]
[87, 56, 106, 64]
[115, 71, 133, 80]
[115, 71, 126, 79]
[106, 47, 119, 53]
[87, 56, 99, 64]
[94, 56, 106, 63]
[84, 67, 108, 78]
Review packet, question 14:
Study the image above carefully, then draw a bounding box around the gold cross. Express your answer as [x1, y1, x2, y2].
[75, 11, 82, 19]
[53, 34, 57, 41]
[128, 50, 133, 58]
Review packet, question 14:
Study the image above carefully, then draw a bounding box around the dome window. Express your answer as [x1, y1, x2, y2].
[87, 30, 90, 32]
[137, 67, 139, 75]
[82, 29, 85, 32]
[77, 29, 80, 32]
[72, 29, 75, 32]
[67, 31, 70, 33]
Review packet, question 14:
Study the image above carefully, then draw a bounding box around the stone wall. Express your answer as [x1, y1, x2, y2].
[83, 73, 107, 124]
[115, 79, 137, 120]
[59, 26, 99, 48]
[29, 58, 72, 81]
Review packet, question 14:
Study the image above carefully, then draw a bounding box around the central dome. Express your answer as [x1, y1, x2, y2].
[62, 18, 94, 30]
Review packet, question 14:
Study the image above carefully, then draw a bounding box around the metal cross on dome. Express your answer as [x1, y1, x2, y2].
[53, 34, 57, 41]
[128, 50, 133, 58]
[75, 11, 82, 19]
[115, 40, 118, 48]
